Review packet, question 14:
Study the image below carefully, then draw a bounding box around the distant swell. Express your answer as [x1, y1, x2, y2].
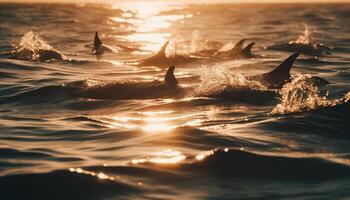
[0, 170, 142, 200]
[0, 85, 69, 105]
[181, 149, 350, 181]
[2, 149, 349, 200]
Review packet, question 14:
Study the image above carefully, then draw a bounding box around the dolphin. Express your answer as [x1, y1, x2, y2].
[66, 65, 184, 100]
[246, 53, 300, 89]
[203, 53, 302, 101]
[214, 39, 258, 59]
[91, 32, 115, 55]
[247, 53, 329, 89]
[132, 41, 198, 67]
[215, 39, 246, 56]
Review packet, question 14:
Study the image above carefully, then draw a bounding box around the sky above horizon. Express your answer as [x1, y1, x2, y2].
[0, 0, 349, 3]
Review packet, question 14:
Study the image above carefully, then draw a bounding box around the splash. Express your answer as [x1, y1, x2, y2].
[17, 31, 53, 51]
[11, 31, 64, 62]
[271, 75, 349, 114]
[64, 79, 100, 90]
[289, 23, 313, 45]
[170, 31, 222, 56]
[194, 64, 266, 97]
[189, 31, 221, 54]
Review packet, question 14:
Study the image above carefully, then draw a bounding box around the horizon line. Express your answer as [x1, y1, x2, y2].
[0, 0, 349, 4]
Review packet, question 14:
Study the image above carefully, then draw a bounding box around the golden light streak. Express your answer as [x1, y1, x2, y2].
[195, 150, 215, 161]
[131, 149, 186, 164]
[105, 110, 202, 132]
[68, 168, 115, 181]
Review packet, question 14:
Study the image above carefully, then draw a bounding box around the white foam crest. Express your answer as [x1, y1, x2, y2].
[271, 75, 349, 114]
[11, 31, 64, 61]
[194, 64, 266, 96]
[16, 31, 54, 52]
[65, 79, 101, 89]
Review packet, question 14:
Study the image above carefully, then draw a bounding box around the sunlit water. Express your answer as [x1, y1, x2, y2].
[0, 2, 350, 200]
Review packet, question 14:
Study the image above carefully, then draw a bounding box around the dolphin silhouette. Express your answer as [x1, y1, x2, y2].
[246, 53, 300, 89]
[247, 53, 329, 89]
[214, 39, 258, 59]
[66, 65, 184, 100]
[133, 41, 198, 67]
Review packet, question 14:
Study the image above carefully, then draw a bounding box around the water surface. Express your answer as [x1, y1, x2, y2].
[1, 2, 350, 200]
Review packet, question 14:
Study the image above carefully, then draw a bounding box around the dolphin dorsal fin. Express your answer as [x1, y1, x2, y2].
[247, 53, 299, 89]
[241, 42, 255, 57]
[94, 32, 102, 50]
[264, 53, 299, 88]
[164, 65, 178, 87]
[233, 39, 246, 51]
[267, 53, 299, 77]
[155, 41, 169, 58]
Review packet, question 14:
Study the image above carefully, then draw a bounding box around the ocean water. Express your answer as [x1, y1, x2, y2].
[1, 2, 350, 200]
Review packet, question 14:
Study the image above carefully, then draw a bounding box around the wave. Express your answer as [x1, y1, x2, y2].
[184, 149, 350, 181]
[126, 148, 350, 181]
[2, 148, 348, 200]
[0, 71, 17, 79]
[0, 85, 69, 105]
[0, 59, 44, 71]
[0, 170, 142, 200]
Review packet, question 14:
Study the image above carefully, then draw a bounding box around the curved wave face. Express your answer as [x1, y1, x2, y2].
[0, 2, 350, 200]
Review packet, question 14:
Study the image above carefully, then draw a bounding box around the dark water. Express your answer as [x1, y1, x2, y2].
[1, 2, 350, 200]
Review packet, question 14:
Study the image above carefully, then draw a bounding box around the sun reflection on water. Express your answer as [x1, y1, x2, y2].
[141, 123, 176, 132]
[131, 149, 186, 165]
[69, 168, 115, 181]
[105, 110, 201, 132]
[195, 150, 215, 161]
[113, 2, 193, 52]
